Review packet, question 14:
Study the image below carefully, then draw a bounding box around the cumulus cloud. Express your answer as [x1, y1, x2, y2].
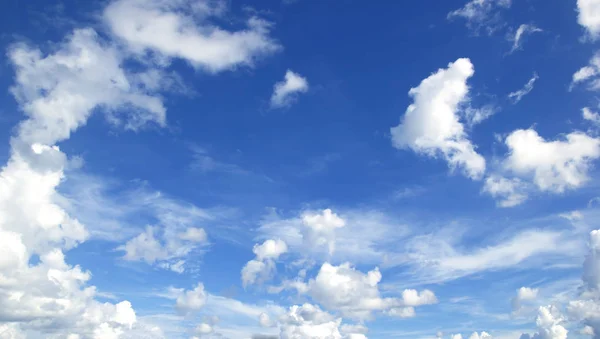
[509, 25, 542, 53]
[448, 0, 512, 34]
[520, 306, 568, 339]
[577, 0, 600, 40]
[173, 283, 207, 315]
[482, 174, 529, 207]
[512, 287, 539, 311]
[270, 70, 309, 108]
[508, 73, 539, 104]
[278, 304, 367, 339]
[584, 107, 600, 125]
[104, 0, 280, 72]
[242, 239, 288, 287]
[0, 24, 174, 337]
[118, 226, 209, 273]
[282, 262, 437, 320]
[503, 129, 600, 193]
[390, 58, 486, 180]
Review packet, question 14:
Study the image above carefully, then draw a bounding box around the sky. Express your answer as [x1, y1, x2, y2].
[2, 0, 600, 338]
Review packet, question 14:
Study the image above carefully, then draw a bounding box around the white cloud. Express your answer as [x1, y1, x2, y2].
[279, 304, 343, 339]
[520, 306, 568, 339]
[577, 0, 600, 40]
[173, 283, 207, 315]
[254, 239, 289, 261]
[508, 73, 539, 103]
[270, 70, 309, 108]
[509, 25, 542, 53]
[583, 107, 600, 125]
[448, 0, 512, 34]
[258, 208, 409, 265]
[241, 239, 288, 287]
[504, 129, 600, 193]
[284, 262, 437, 320]
[0, 23, 175, 337]
[482, 174, 529, 207]
[512, 287, 539, 311]
[571, 51, 600, 90]
[118, 225, 209, 273]
[390, 58, 486, 180]
[405, 229, 577, 282]
[469, 333, 492, 339]
[104, 0, 280, 72]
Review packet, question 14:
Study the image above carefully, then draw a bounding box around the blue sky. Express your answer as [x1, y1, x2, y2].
[1, 0, 600, 338]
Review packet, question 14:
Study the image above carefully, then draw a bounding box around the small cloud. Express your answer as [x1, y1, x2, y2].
[508, 24, 542, 54]
[270, 70, 309, 108]
[508, 73, 539, 104]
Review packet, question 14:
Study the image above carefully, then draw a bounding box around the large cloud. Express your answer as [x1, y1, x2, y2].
[104, 0, 280, 72]
[390, 58, 485, 180]
[0, 26, 170, 337]
[577, 0, 600, 40]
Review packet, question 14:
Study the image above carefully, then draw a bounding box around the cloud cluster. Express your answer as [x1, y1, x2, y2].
[242, 239, 288, 287]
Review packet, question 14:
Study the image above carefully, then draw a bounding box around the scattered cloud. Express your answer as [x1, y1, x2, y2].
[447, 0, 512, 35]
[270, 70, 309, 108]
[508, 73, 539, 104]
[509, 25, 542, 54]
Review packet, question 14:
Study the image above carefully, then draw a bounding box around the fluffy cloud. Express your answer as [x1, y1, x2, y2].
[577, 0, 600, 39]
[242, 239, 288, 287]
[583, 107, 600, 125]
[509, 25, 542, 53]
[482, 174, 528, 207]
[520, 306, 568, 339]
[448, 0, 512, 34]
[0, 24, 173, 337]
[390, 58, 486, 180]
[512, 287, 539, 311]
[503, 129, 600, 193]
[118, 226, 209, 273]
[270, 70, 309, 108]
[508, 73, 538, 104]
[104, 0, 280, 72]
[301, 209, 346, 255]
[173, 283, 207, 315]
[278, 304, 366, 339]
[284, 262, 436, 320]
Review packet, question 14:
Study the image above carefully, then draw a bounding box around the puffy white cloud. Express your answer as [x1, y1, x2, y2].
[482, 174, 528, 207]
[279, 304, 342, 339]
[504, 129, 600, 193]
[254, 239, 289, 261]
[270, 70, 309, 108]
[286, 262, 436, 320]
[584, 107, 600, 125]
[174, 283, 207, 315]
[469, 333, 492, 339]
[390, 58, 485, 180]
[447, 0, 512, 34]
[577, 0, 600, 39]
[509, 25, 542, 54]
[512, 287, 539, 311]
[104, 0, 280, 72]
[118, 225, 209, 273]
[530, 306, 568, 339]
[194, 322, 213, 335]
[0, 21, 178, 337]
[302, 209, 346, 255]
[508, 73, 538, 104]
[242, 239, 288, 287]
